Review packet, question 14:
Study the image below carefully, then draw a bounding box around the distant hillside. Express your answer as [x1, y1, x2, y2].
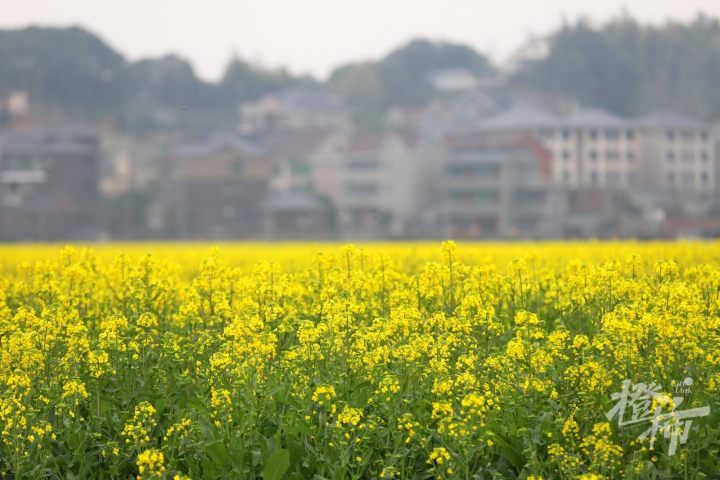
[328, 38, 496, 112]
[0, 26, 303, 125]
[514, 14, 720, 119]
[0, 26, 128, 114]
[2, 15, 720, 130]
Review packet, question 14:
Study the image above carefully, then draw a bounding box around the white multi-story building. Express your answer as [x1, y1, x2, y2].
[635, 112, 715, 194]
[434, 131, 565, 238]
[479, 107, 718, 195]
[480, 107, 640, 190]
[335, 132, 424, 238]
[561, 109, 639, 189]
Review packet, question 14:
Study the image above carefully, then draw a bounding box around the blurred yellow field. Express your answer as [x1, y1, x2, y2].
[1, 242, 719, 479]
[1, 240, 719, 273]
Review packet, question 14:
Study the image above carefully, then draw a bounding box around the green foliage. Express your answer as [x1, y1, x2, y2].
[330, 38, 496, 111]
[0, 26, 128, 114]
[516, 14, 720, 119]
[4, 14, 720, 129]
[221, 56, 300, 104]
[377, 38, 495, 107]
[0, 27, 302, 124]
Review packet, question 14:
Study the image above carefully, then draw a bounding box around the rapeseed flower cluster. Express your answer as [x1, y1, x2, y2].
[0, 242, 717, 478]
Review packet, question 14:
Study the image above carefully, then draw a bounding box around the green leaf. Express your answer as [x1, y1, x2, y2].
[350, 381, 373, 406]
[202, 458, 218, 479]
[205, 439, 228, 466]
[491, 432, 526, 471]
[263, 448, 290, 480]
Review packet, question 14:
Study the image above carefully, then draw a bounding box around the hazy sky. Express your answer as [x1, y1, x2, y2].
[2, 0, 719, 80]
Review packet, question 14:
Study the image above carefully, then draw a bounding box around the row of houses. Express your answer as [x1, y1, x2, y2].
[159, 108, 720, 239]
[0, 125, 100, 241]
[479, 108, 716, 194]
[1, 86, 719, 240]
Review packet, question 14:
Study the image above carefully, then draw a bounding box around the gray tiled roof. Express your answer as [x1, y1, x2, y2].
[561, 108, 628, 128]
[480, 106, 639, 131]
[275, 87, 345, 112]
[0, 124, 99, 157]
[262, 190, 325, 212]
[480, 106, 560, 130]
[635, 111, 704, 129]
[175, 131, 265, 158]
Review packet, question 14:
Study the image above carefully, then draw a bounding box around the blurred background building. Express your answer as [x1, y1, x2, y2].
[2, 15, 720, 241]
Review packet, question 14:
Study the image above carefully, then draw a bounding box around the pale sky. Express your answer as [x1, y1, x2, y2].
[2, 0, 719, 81]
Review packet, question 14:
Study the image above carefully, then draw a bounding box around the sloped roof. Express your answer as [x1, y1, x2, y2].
[635, 111, 704, 129]
[175, 131, 264, 158]
[344, 132, 419, 153]
[262, 190, 325, 212]
[480, 106, 560, 130]
[562, 108, 627, 128]
[345, 133, 387, 153]
[1, 124, 99, 157]
[275, 87, 345, 112]
[445, 130, 523, 149]
[480, 106, 635, 131]
[397, 132, 421, 148]
[270, 129, 335, 156]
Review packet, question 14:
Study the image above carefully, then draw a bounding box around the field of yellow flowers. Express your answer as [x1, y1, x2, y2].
[1, 241, 719, 479]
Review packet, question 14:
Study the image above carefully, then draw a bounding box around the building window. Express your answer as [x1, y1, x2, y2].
[666, 130, 675, 141]
[667, 172, 675, 184]
[681, 151, 694, 163]
[515, 190, 544, 203]
[562, 129, 571, 140]
[683, 172, 694, 186]
[666, 151, 675, 162]
[232, 160, 244, 175]
[563, 170, 571, 183]
[346, 182, 378, 195]
[626, 129, 635, 141]
[448, 164, 497, 177]
[627, 151, 635, 162]
[701, 172, 709, 184]
[589, 129, 598, 140]
[701, 151, 709, 163]
[590, 150, 598, 161]
[590, 171, 598, 185]
[347, 160, 379, 171]
[291, 158, 311, 174]
[605, 129, 619, 140]
[606, 150, 619, 161]
[476, 190, 496, 204]
[607, 171, 622, 184]
[562, 150, 570, 161]
[539, 128, 554, 139]
[700, 131, 709, 142]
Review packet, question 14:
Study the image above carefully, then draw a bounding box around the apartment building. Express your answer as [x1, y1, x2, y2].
[0, 124, 100, 240]
[479, 107, 719, 197]
[481, 107, 639, 190]
[560, 109, 639, 189]
[170, 132, 269, 238]
[238, 87, 351, 135]
[434, 132, 565, 238]
[635, 112, 715, 194]
[335, 132, 422, 238]
[267, 128, 345, 199]
[260, 128, 346, 238]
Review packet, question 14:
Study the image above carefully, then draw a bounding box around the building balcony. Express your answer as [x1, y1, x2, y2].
[0, 170, 47, 184]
